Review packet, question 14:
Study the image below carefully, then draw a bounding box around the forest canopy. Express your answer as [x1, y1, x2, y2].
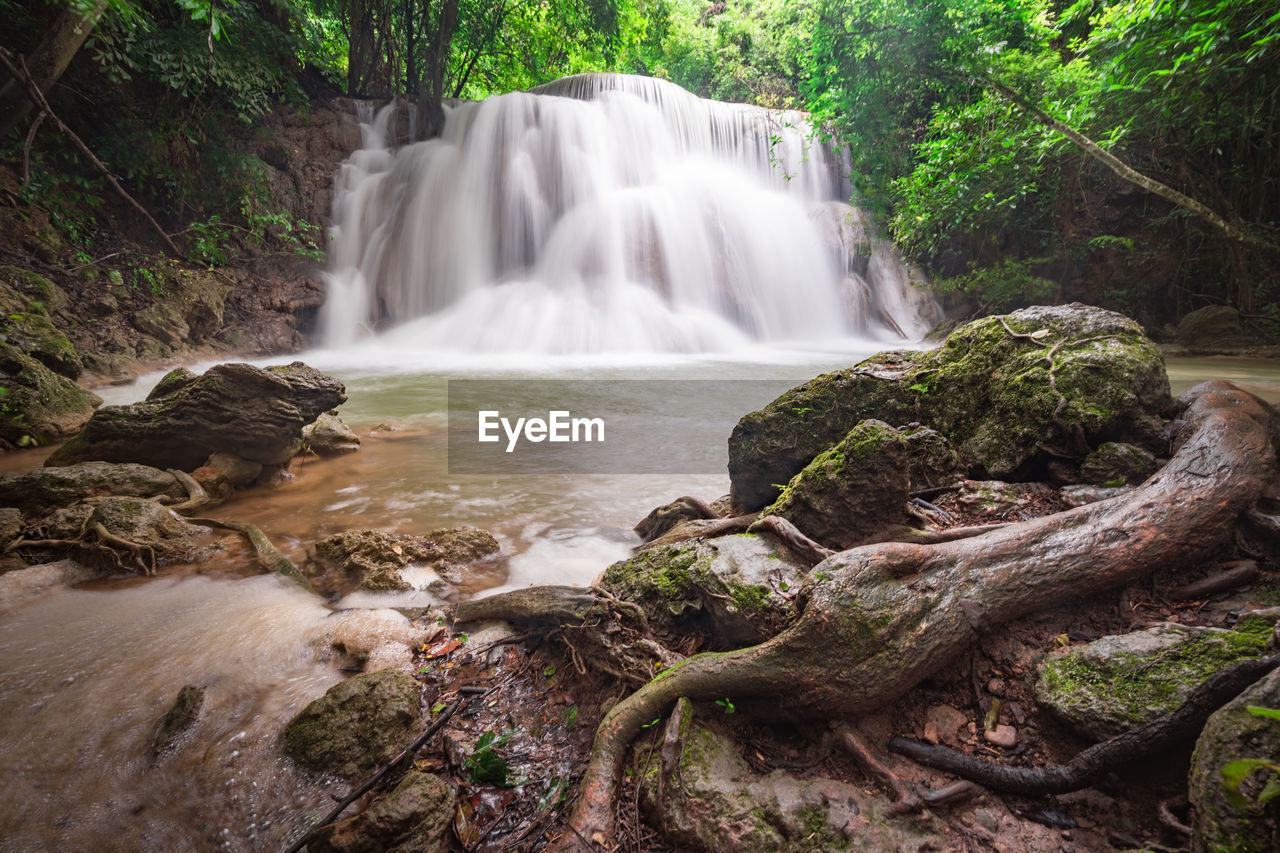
[2, 0, 1278, 328]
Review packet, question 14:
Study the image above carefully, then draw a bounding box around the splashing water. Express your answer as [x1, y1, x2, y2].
[320, 74, 941, 354]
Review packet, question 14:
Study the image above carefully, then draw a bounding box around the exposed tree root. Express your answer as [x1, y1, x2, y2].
[747, 514, 833, 565]
[549, 381, 1277, 850]
[888, 655, 1278, 795]
[185, 517, 311, 589]
[641, 513, 758, 548]
[166, 468, 214, 513]
[1167, 560, 1259, 601]
[9, 520, 158, 575]
[833, 724, 922, 814]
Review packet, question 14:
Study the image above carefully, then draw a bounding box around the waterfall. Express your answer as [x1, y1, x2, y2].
[320, 74, 941, 354]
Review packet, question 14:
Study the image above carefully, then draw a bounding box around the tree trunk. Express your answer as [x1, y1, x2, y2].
[552, 381, 1277, 850]
[0, 0, 108, 138]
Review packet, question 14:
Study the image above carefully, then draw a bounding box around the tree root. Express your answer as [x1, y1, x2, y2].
[185, 517, 311, 589]
[641, 513, 758, 549]
[888, 655, 1279, 795]
[1168, 560, 1259, 601]
[833, 724, 922, 814]
[9, 523, 158, 575]
[167, 468, 214, 513]
[548, 381, 1277, 850]
[747, 515, 833, 565]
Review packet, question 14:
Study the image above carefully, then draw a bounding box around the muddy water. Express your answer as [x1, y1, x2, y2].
[1, 352, 1277, 852]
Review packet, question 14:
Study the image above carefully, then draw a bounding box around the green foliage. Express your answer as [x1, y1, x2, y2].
[1220, 706, 1280, 810]
[932, 257, 1058, 313]
[465, 729, 514, 786]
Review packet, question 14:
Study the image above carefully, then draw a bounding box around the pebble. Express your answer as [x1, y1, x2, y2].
[987, 677, 1006, 697]
[984, 724, 1018, 748]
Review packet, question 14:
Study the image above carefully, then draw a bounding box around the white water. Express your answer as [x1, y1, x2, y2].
[320, 73, 941, 354]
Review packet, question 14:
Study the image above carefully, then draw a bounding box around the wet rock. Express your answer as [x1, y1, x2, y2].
[729, 304, 1171, 509]
[88, 496, 201, 550]
[45, 361, 346, 470]
[635, 496, 719, 543]
[765, 419, 909, 550]
[1079, 442, 1158, 486]
[1189, 666, 1280, 852]
[134, 302, 189, 346]
[639, 699, 940, 853]
[0, 506, 22, 544]
[925, 704, 969, 747]
[0, 559, 94, 612]
[601, 534, 806, 647]
[318, 608, 435, 673]
[1060, 484, 1132, 507]
[1175, 305, 1254, 351]
[1035, 621, 1270, 740]
[302, 411, 360, 456]
[0, 461, 184, 515]
[314, 527, 499, 593]
[307, 771, 454, 853]
[191, 451, 263, 498]
[150, 685, 204, 759]
[984, 725, 1018, 748]
[283, 669, 420, 778]
[0, 344, 100, 447]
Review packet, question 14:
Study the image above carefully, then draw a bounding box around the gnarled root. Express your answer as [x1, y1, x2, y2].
[551, 382, 1277, 850]
[186, 517, 311, 589]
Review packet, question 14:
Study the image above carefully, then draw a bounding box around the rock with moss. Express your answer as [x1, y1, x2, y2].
[634, 497, 719, 543]
[764, 419, 909, 550]
[0, 507, 21, 544]
[283, 669, 420, 778]
[1079, 441, 1158, 486]
[0, 461, 184, 515]
[600, 535, 806, 647]
[150, 685, 204, 759]
[45, 361, 346, 470]
[1035, 621, 1270, 740]
[1189, 665, 1280, 853]
[899, 424, 965, 489]
[314, 527, 499, 593]
[0, 344, 100, 448]
[0, 277, 82, 378]
[303, 411, 360, 456]
[729, 304, 1171, 510]
[638, 699, 940, 853]
[307, 771, 454, 853]
[950, 479, 1057, 519]
[1176, 304, 1255, 352]
[191, 451, 263, 498]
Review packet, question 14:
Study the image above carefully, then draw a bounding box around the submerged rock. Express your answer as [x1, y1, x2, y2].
[728, 304, 1171, 509]
[307, 771, 454, 853]
[150, 685, 204, 759]
[302, 412, 360, 456]
[45, 361, 346, 470]
[283, 669, 420, 778]
[191, 451, 263, 498]
[764, 418, 909, 550]
[1189, 666, 1280, 852]
[601, 534, 805, 647]
[0, 461, 184, 515]
[0, 558, 94, 611]
[639, 700, 940, 853]
[314, 527, 499, 593]
[1035, 621, 1270, 740]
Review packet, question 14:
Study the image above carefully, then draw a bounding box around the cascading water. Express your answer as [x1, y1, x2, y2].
[320, 74, 941, 353]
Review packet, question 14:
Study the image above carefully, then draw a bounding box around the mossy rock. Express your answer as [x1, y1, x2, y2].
[302, 412, 360, 456]
[314, 526, 499, 592]
[728, 304, 1171, 510]
[1189, 665, 1280, 853]
[1035, 621, 1270, 740]
[600, 535, 805, 648]
[307, 771, 454, 853]
[1079, 441, 1158, 486]
[150, 685, 204, 759]
[0, 461, 184, 515]
[899, 424, 965, 490]
[637, 699, 940, 853]
[1176, 305, 1255, 352]
[283, 669, 420, 778]
[764, 419, 909, 550]
[0, 343, 100, 448]
[1, 265, 69, 314]
[0, 278, 81, 378]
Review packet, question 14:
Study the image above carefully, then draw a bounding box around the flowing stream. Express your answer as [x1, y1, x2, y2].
[3, 72, 1279, 851]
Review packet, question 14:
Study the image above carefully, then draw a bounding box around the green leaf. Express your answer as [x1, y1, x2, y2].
[1246, 706, 1280, 721]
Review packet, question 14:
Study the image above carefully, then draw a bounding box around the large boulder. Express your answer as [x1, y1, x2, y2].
[45, 361, 346, 470]
[600, 534, 806, 647]
[307, 771, 454, 853]
[1035, 621, 1270, 741]
[283, 669, 421, 778]
[1078, 441, 1159, 486]
[1189, 666, 1280, 852]
[0, 274, 81, 378]
[0, 344, 100, 447]
[639, 700, 940, 853]
[0, 461, 184, 515]
[1176, 304, 1254, 351]
[764, 419, 909, 550]
[728, 304, 1172, 510]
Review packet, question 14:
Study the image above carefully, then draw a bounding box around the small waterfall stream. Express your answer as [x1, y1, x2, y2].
[320, 74, 941, 353]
